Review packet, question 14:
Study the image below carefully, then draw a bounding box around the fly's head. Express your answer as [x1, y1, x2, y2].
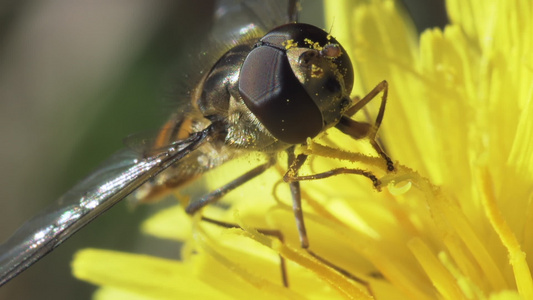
[239, 23, 354, 145]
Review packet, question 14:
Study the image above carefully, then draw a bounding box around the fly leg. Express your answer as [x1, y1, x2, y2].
[284, 147, 377, 297]
[185, 157, 276, 214]
[200, 216, 289, 287]
[284, 153, 381, 189]
[186, 157, 289, 286]
[285, 148, 380, 249]
[338, 80, 394, 171]
[286, 147, 309, 248]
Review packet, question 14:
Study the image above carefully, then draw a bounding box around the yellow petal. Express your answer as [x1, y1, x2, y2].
[72, 248, 233, 299]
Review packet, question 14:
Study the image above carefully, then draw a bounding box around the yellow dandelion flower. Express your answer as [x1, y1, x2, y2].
[71, 0, 533, 299]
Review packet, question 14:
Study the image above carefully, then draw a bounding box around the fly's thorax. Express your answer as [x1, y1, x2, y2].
[195, 43, 254, 119]
[192, 40, 282, 151]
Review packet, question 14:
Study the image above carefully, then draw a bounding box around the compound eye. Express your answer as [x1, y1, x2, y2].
[298, 50, 318, 65]
[239, 46, 323, 144]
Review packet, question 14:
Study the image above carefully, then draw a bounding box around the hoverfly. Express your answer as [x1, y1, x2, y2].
[0, 0, 393, 289]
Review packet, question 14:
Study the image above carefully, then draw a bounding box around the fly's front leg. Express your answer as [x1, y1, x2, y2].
[283, 148, 376, 297]
[284, 150, 381, 190]
[286, 165, 381, 189]
[285, 147, 309, 248]
[284, 145, 381, 248]
[338, 80, 394, 171]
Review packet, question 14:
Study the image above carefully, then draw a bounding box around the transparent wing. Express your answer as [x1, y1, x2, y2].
[212, 0, 297, 37]
[0, 0, 300, 287]
[0, 130, 210, 286]
[160, 0, 299, 129]
[177, 0, 298, 101]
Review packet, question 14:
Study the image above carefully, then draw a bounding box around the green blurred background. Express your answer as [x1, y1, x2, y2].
[0, 1, 446, 299]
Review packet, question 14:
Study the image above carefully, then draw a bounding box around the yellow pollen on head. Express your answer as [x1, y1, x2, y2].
[282, 39, 298, 49]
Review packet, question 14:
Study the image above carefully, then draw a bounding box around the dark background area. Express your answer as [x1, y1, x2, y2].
[0, 1, 446, 299]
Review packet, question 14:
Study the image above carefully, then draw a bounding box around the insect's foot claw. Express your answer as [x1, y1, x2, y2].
[368, 174, 382, 191]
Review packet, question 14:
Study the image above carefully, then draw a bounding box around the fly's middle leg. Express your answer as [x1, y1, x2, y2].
[185, 157, 276, 214]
